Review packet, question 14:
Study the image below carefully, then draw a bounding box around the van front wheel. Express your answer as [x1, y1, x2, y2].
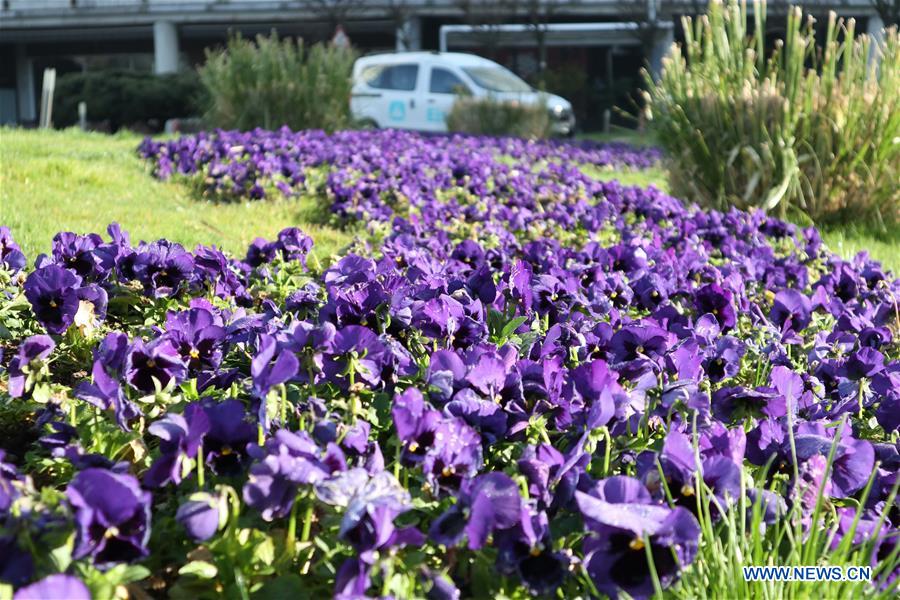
[357, 118, 380, 130]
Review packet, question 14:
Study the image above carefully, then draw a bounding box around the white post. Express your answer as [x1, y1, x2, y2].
[153, 21, 180, 74]
[38, 68, 56, 129]
[78, 102, 87, 130]
[15, 45, 36, 123]
[649, 25, 674, 81]
[396, 16, 422, 52]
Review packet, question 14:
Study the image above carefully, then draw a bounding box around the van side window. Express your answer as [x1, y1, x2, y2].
[429, 68, 469, 94]
[362, 64, 419, 91]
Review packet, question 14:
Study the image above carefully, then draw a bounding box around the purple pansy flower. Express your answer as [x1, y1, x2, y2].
[6, 335, 54, 398]
[144, 404, 211, 487]
[23, 265, 82, 334]
[165, 304, 227, 371]
[243, 429, 338, 521]
[770, 288, 812, 333]
[277, 227, 314, 265]
[322, 325, 387, 389]
[201, 398, 256, 475]
[67, 468, 152, 568]
[429, 472, 522, 550]
[51, 231, 111, 282]
[129, 239, 195, 297]
[75, 358, 141, 430]
[0, 226, 27, 273]
[577, 476, 700, 599]
[124, 336, 188, 394]
[0, 535, 33, 587]
[176, 490, 227, 541]
[495, 508, 570, 595]
[315, 468, 421, 559]
[421, 417, 483, 492]
[694, 283, 737, 330]
[13, 575, 91, 600]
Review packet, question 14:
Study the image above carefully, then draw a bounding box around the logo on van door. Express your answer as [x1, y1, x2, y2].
[389, 101, 406, 121]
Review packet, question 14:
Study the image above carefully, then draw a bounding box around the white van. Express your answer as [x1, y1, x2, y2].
[350, 52, 576, 136]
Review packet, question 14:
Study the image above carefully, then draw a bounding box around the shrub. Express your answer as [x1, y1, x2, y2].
[200, 33, 356, 132]
[446, 96, 551, 138]
[644, 0, 900, 224]
[53, 70, 205, 132]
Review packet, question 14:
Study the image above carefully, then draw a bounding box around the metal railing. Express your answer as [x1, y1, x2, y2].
[5, 0, 234, 10]
[2, 0, 878, 15]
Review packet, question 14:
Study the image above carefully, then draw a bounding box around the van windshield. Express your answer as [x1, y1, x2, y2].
[462, 67, 532, 93]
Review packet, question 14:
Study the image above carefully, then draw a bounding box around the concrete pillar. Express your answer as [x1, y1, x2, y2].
[867, 14, 885, 42]
[396, 16, 422, 52]
[867, 14, 885, 64]
[15, 44, 36, 123]
[153, 21, 180, 74]
[649, 25, 675, 81]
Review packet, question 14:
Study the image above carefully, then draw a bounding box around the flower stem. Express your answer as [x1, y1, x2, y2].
[300, 501, 314, 543]
[351, 394, 360, 422]
[858, 378, 865, 420]
[381, 556, 394, 597]
[196, 443, 205, 489]
[602, 426, 612, 476]
[285, 499, 299, 560]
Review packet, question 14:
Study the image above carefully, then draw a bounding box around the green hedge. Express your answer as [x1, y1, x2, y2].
[446, 96, 551, 138]
[53, 70, 205, 131]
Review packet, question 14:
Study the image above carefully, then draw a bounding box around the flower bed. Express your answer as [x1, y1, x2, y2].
[0, 129, 897, 599]
[138, 128, 662, 206]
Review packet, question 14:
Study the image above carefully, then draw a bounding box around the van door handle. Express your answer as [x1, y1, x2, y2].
[409, 99, 415, 108]
[427, 99, 435, 104]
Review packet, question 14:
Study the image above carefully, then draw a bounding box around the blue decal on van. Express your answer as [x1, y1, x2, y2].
[426, 107, 445, 122]
[389, 101, 406, 121]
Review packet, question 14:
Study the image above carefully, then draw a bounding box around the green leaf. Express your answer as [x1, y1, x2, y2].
[31, 383, 51, 404]
[178, 561, 219, 579]
[500, 316, 528, 340]
[252, 533, 276, 567]
[46, 531, 75, 573]
[119, 565, 151, 585]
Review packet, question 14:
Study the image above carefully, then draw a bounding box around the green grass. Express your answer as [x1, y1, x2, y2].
[580, 163, 671, 192]
[0, 128, 356, 263]
[2, 127, 896, 274]
[577, 126, 660, 147]
[819, 222, 900, 274]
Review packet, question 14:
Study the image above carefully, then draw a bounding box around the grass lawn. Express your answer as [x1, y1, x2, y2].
[580, 163, 670, 192]
[2, 127, 897, 273]
[578, 126, 659, 147]
[818, 221, 900, 274]
[0, 128, 356, 263]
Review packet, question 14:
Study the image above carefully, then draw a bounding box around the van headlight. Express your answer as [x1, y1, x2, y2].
[549, 105, 572, 121]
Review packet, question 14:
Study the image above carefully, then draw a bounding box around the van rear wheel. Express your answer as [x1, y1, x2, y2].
[357, 118, 379, 130]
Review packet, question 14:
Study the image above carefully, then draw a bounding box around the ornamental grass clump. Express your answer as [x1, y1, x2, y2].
[200, 32, 356, 132]
[644, 0, 900, 224]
